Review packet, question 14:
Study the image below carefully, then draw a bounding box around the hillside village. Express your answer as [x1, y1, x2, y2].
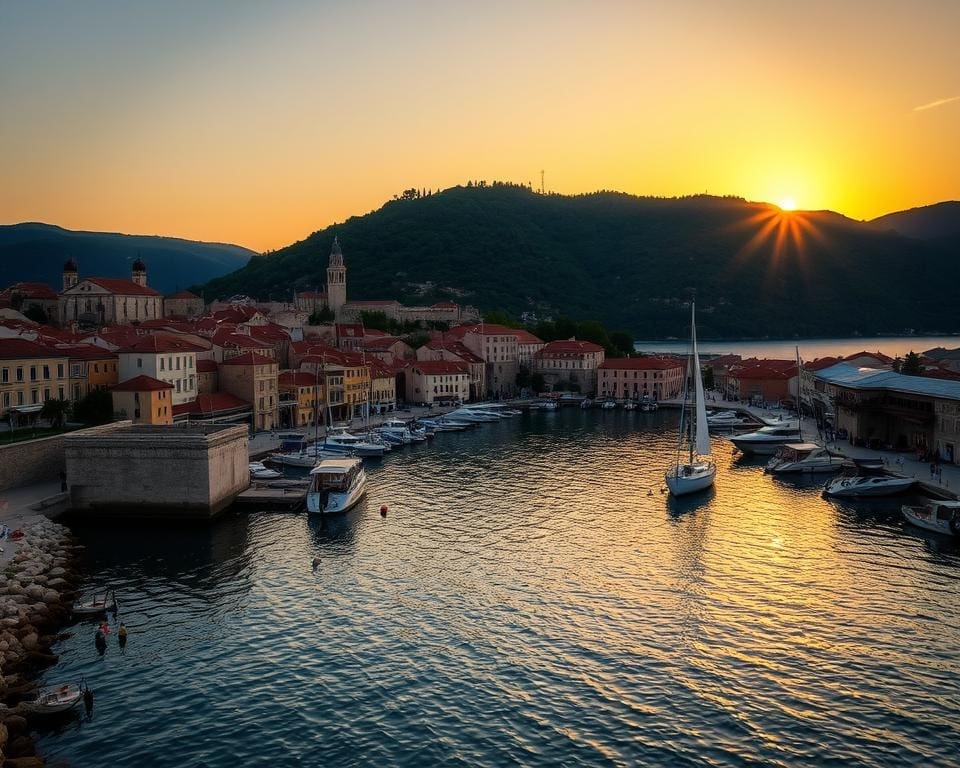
[3, 240, 960, 462]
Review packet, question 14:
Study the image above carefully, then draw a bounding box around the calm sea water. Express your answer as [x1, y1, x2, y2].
[39, 410, 960, 767]
[635, 336, 960, 360]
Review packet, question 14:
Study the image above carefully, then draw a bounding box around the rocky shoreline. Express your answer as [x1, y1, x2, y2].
[0, 517, 80, 767]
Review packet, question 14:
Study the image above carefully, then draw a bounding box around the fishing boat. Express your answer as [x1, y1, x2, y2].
[665, 301, 716, 496]
[72, 591, 117, 616]
[901, 500, 960, 535]
[20, 683, 83, 715]
[306, 457, 367, 515]
[765, 443, 844, 474]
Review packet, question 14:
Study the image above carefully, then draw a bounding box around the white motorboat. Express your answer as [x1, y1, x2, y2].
[640, 401, 658, 412]
[707, 410, 746, 427]
[901, 501, 960, 535]
[418, 417, 469, 431]
[306, 457, 367, 515]
[728, 422, 802, 455]
[601, 399, 617, 410]
[378, 419, 416, 443]
[268, 448, 340, 467]
[666, 301, 716, 497]
[21, 683, 83, 715]
[528, 400, 559, 411]
[322, 428, 388, 456]
[623, 401, 638, 411]
[249, 461, 283, 479]
[765, 443, 844, 474]
[73, 591, 117, 616]
[823, 470, 916, 498]
[580, 399, 593, 409]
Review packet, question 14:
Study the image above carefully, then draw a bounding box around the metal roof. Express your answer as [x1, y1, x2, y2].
[815, 362, 960, 401]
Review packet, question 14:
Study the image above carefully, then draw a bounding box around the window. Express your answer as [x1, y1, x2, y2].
[16, 367, 23, 382]
[58, 386, 64, 399]
[176, 357, 181, 371]
[160, 358, 165, 371]
[57, 363, 64, 378]
[176, 380, 181, 393]
[1, 368, 6, 383]
[31, 390, 38, 404]
[30, 366, 37, 381]
[137, 358, 143, 369]
[17, 392, 23, 405]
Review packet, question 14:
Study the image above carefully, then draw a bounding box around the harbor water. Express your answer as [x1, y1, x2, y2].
[41, 409, 960, 766]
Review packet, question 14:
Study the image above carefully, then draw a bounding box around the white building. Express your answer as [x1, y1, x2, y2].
[117, 335, 201, 405]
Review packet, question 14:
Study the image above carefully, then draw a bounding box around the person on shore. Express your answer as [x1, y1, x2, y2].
[118, 622, 128, 649]
[95, 628, 107, 656]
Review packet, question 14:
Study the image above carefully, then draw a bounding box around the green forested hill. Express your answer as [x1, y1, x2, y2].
[199, 185, 960, 339]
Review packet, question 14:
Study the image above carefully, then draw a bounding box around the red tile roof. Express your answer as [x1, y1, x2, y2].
[0, 282, 59, 299]
[83, 278, 161, 296]
[296, 290, 327, 299]
[196, 358, 218, 372]
[212, 330, 273, 350]
[431, 301, 459, 309]
[119, 335, 204, 354]
[219, 351, 276, 366]
[804, 356, 843, 372]
[172, 392, 251, 417]
[0, 338, 65, 359]
[448, 323, 518, 338]
[734, 364, 797, 380]
[166, 290, 200, 299]
[843, 350, 894, 364]
[363, 336, 407, 351]
[279, 371, 317, 387]
[408, 360, 469, 375]
[513, 329, 544, 345]
[335, 323, 365, 337]
[58, 344, 118, 361]
[539, 339, 604, 354]
[112, 375, 173, 392]
[599, 357, 684, 370]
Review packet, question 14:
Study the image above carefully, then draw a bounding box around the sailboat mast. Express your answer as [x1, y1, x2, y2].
[795, 345, 803, 441]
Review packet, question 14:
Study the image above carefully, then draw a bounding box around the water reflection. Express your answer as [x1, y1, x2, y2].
[37, 407, 960, 767]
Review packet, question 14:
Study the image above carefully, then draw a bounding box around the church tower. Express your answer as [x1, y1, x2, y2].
[132, 257, 147, 287]
[62, 257, 78, 291]
[326, 237, 347, 317]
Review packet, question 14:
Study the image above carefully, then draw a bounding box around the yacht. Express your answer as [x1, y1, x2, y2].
[322, 428, 388, 456]
[823, 459, 915, 497]
[447, 408, 500, 423]
[306, 457, 367, 515]
[901, 500, 960, 536]
[728, 422, 802, 455]
[378, 419, 417, 443]
[528, 400, 559, 411]
[765, 443, 844, 474]
[418, 416, 470, 431]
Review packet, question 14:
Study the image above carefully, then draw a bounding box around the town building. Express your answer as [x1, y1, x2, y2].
[164, 290, 205, 319]
[368, 359, 397, 415]
[533, 339, 605, 395]
[403, 361, 470, 406]
[0, 339, 70, 419]
[597, 357, 685, 400]
[196, 358, 219, 394]
[117, 335, 201, 406]
[416, 339, 485, 401]
[111, 375, 174, 425]
[63, 345, 119, 401]
[0, 283, 60, 322]
[218, 351, 279, 431]
[278, 370, 322, 429]
[451, 324, 520, 398]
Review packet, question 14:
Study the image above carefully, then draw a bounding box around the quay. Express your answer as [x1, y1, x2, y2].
[234, 478, 310, 511]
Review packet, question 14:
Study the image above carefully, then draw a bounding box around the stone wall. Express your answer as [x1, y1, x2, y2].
[0, 432, 68, 492]
[65, 423, 249, 518]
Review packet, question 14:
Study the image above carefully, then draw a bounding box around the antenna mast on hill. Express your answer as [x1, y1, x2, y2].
[540, 169, 545, 195]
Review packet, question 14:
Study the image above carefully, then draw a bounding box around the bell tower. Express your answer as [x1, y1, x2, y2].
[132, 256, 147, 287]
[326, 237, 347, 317]
[62, 257, 78, 291]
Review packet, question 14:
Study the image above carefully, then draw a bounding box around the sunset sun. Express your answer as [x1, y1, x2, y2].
[779, 197, 797, 211]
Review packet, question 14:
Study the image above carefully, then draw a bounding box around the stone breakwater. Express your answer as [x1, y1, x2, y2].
[0, 518, 79, 768]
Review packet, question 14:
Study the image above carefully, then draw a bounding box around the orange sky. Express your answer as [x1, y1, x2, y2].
[1, 1, 958, 252]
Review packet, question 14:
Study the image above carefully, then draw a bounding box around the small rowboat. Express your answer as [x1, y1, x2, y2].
[21, 683, 83, 714]
[73, 591, 117, 616]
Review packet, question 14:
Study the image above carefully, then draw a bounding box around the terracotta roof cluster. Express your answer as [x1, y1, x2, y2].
[278, 371, 317, 387]
[58, 344, 118, 361]
[112, 375, 173, 392]
[212, 329, 273, 351]
[0, 338, 65, 360]
[335, 323, 365, 338]
[431, 301, 459, 309]
[512, 329, 544, 346]
[363, 336, 407, 351]
[0, 282, 59, 300]
[196, 358, 218, 372]
[119, 335, 205, 354]
[166, 290, 200, 300]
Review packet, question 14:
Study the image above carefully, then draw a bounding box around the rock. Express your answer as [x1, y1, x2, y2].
[40, 591, 58, 605]
[5, 754, 45, 767]
[18, 636, 36, 654]
[47, 568, 65, 579]
[21, 588, 41, 602]
[0, 716, 26, 736]
[0, 722, 7, 750]
[5, 734, 32, 757]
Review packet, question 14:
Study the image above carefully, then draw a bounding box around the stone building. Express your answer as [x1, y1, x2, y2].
[0, 338, 70, 418]
[597, 357, 685, 401]
[293, 237, 348, 319]
[164, 290, 205, 319]
[111, 375, 174, 425]
[403, 360, 470, 406]
[59, 259, 164, 327]
[533, 339, 605, 395]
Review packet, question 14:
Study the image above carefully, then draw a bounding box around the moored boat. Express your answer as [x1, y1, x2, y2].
[901, 501, 960, 535]
[823, 459, 915, 497]
[306, 457, 367, 515]
[21, 683, 83, 715]
[322, 428, 388, 456]
[728, 422, 802, 455]
[249, 461, 283, 479]
[765, 443, 844, 474]
[72, 591, 117, 616]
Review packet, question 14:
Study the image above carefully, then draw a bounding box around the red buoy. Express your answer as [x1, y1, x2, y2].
[380, 505, 388, 516]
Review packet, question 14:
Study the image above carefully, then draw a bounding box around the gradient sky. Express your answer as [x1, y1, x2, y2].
[1, 0, 958, 251]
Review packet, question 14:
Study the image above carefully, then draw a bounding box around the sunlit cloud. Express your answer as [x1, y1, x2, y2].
[913, 95, 960, 112]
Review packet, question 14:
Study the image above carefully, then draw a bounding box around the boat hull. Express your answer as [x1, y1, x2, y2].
[307, 477, 367, 515]
[823, 476, 915, 497]
[729, 437, 795, 455]
[665, 462, 717, 496]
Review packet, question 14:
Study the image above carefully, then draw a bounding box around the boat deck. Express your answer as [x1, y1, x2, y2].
[234, 479, 309, 511]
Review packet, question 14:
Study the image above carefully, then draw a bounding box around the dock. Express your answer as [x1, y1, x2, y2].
[234, 479, 309, 511]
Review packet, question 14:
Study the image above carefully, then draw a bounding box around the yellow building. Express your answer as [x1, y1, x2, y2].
[0, 338, 70, 419]
[278, 371, 325, 429]
[64, 345, 119, 401]
[368, 359, 397, 414]
[111, 375, 174, 425]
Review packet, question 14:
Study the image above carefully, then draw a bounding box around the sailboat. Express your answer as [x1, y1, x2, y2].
[665, 301, 716, 496]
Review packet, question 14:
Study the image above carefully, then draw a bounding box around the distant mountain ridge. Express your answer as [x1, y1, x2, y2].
[868, 201, 960, 240]
[199, 185, 960, 338]
[0, 222, 254, 295]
